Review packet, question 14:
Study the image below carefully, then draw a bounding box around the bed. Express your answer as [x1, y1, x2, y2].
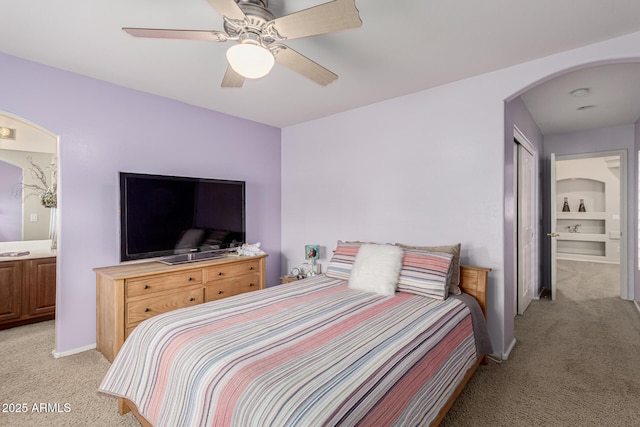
[99, 242, 492, 426]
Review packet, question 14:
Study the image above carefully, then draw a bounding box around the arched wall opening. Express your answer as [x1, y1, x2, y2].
[502, 57, 640, 357]
[0, 110, 60, 351]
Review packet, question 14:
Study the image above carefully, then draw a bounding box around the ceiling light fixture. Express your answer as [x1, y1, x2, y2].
[570, 88, 591, 97]
[226, 41, 275, 79]
[0, 127, 16, 139]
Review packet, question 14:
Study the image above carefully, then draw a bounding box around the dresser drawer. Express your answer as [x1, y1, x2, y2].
[206, 259, 260, 281]
[205, 274, 261, 302]
[127, 287, 203, 325]
[126, 270, 202, 298]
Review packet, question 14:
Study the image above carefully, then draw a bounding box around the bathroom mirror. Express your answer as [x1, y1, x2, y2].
[0, 114, 57, 244]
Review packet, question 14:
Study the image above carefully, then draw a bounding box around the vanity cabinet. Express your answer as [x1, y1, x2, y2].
[0, 257, 56, 329]
[0, 262, 22, 324]
[95, 254, 267, 363]
[25, 257, 57, 316]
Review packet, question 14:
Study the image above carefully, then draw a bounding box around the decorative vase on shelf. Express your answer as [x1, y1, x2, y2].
[578, 199, 586, 212]
[562, 197, 570, 212]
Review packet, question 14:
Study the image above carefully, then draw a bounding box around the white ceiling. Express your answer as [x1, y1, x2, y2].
[2, 0, 640, 130]
[521, 63, 640, 135]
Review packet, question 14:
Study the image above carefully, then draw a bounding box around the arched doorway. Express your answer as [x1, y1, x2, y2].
[0, 111, 59, 343]
[502, 54, 640, 357]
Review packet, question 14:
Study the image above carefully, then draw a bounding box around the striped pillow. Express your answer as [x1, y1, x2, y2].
[396, 243, 461, 295]
[397, 249, 454, 299]
[325, 241, 362, 280]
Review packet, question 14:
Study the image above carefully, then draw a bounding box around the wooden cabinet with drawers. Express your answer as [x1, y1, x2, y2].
[95, 254, 266, 363]
[204, 258, 262, 302]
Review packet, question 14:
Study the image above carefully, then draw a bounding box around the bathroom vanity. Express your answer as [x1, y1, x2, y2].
[0, 245, 56, 329]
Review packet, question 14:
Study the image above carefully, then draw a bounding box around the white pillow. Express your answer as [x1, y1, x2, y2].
[348, 244, 403, 296]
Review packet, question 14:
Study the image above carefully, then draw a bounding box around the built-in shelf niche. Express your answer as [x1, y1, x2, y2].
[556, 177, 605, 213]
[557, 240, 605, 257]
[557, 218, 605, 235]
[554, 157, 620, 264]
[556, 177, 608, 260]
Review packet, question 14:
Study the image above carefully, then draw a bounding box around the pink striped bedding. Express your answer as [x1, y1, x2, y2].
[99, 274, 485, 426]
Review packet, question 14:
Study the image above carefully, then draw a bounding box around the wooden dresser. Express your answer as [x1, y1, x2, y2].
[0, 256, 56, 329]
[95, 254, 267, 362]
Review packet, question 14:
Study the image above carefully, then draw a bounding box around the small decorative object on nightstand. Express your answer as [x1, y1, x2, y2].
[281, 267, 305, 284]
[305, 244, 320, 277]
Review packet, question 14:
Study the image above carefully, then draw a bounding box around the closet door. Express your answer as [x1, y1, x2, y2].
[517, 143, 535, 314]
[549, 153, 558, 301]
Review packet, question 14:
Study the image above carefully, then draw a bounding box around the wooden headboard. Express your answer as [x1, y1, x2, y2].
[459, 265, 491, 318]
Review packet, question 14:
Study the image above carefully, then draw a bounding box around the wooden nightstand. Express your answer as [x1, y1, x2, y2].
[280, 276, 303, 284]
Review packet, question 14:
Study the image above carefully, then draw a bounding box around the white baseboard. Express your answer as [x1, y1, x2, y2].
[52, 343, 96, 358]
[493, 338, 517, 361]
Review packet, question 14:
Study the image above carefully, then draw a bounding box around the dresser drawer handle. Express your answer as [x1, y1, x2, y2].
[218, 290, 223, 295]
[189, 297, 195, 302]
[144, 285, 149, 289]
[144, 308, 150, 312]
[218, 272, 223, 276]
[188, 277, 193, 281]
[249, 266, 254, 270]
[249, 283, 254, 287]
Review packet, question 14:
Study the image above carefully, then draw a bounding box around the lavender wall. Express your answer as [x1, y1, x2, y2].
[3, 30, 640, 359]
[282, 31, 640, 357]
[0, 53, 281, 355]
[503, 97, 544, 347]
[282, 78, 509, 355]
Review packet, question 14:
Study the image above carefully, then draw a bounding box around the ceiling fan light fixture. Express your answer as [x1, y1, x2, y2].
[226, 42, 275, 79]
[0, 126, 16, 140]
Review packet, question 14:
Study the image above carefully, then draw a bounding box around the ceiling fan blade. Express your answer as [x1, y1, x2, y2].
[221, 65, 245, 87]
[269, 0, 362, 41]
[207, 0, 246, 21]
[272, 45, 338, 86]
[123, 27, 228, 42]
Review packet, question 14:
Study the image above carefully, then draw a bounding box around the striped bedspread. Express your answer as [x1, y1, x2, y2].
[99, 275, 480, 427]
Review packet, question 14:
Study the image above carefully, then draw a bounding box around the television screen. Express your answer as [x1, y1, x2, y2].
[119, 172, 245, 262]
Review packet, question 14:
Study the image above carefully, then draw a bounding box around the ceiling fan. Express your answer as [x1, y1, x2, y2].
[123, 0, 362, 88]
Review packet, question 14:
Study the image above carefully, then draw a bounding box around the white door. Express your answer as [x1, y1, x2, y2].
[549, 153, 558, 300]
[517, 143, 535, 314]
[551, 151, 627, 300]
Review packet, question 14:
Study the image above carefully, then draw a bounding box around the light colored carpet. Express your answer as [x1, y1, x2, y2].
[441, 260, 640, 426]
[0, 321, 138, 427]
[1, 260, 638, 426]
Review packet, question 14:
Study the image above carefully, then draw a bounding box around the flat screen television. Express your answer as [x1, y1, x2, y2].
[119, 172, 245, 262]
